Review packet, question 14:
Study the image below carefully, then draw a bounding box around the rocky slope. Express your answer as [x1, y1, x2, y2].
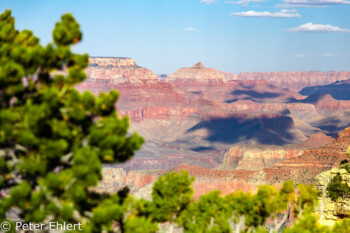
[297, 132, 335, 148]
[248, 127, 350, 186]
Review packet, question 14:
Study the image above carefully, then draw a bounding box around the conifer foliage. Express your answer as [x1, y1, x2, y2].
[0, 10, 144, 232]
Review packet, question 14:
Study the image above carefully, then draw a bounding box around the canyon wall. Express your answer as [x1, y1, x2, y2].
[219, 146, 304, 171]
[77, 57, 350, 178]
[249, 127, 350, 186]
[234, 71, 350, 91]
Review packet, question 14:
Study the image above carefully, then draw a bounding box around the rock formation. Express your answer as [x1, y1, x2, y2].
[218, 145, 304, 170]
[87, 57, 158, 82]
[298, 132, 335, 148]
[249, 127, 350, 186]
[168, 62, 227, 82]
[89, 57, 139, 68]
[315, 167, 350, 226]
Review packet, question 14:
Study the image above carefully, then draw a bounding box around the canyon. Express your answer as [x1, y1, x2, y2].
[77, 57, 350, 198]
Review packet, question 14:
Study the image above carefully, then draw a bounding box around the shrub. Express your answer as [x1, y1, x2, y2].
[327, 174, 350, 201]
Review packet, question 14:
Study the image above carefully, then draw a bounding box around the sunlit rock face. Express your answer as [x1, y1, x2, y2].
[248, 127, 350, 186]
[168, 62, 227, 82]
[315, 167, 350, 227]
[87, 57, 158, 82]
[219, 145, 304, 171]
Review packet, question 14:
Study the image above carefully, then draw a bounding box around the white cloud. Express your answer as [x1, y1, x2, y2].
[168, 29, 177, 33]
[288, 22, 350, 33]
[230, 10, 301, 18]
[295, 53, 309, 58]
[225, 0, 264, 6]
[279, 0, 350, 7]
[280, 9, 298, 13]
[184, 27, 198, 32]
[200, 0, 218, 4]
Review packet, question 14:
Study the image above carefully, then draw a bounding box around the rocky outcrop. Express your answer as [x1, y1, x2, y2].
[298, 132, 335, 148]
[89, 57, 139, 68]
[86, 57, 158, 82]
[337, 127, 350, 144]
[249, 127, 350, 186]
[77, 57, 186, 111]
[219, 145, 304, 170]
[168, 62, 227, 82]
[315, 168, 350, 226]
[133, 183, 153, 201]
[236, 71, 350, 91]
[94, 167, 127, 193]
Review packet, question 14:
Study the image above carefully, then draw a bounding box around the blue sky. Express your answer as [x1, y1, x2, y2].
[1, 0, 350, 74]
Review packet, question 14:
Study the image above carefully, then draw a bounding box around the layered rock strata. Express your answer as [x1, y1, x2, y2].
[249, 127, 350, 186]
[169, 62, 227, 82]
[219, 146, 304, 170]
[235, 71, 350, 91]
[77, 58, 350, 173]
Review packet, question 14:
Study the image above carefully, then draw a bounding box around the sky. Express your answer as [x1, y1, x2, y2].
[1, 0, 350, 74]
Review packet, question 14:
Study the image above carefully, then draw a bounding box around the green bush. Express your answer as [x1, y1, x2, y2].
[327, 174, 350, 201]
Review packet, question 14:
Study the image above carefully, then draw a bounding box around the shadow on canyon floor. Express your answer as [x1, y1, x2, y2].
[311, 117, 350, 137]
[187, 115, 296, 145]
[299, 81, 350, 100]
[231, 90, 282, 99]
[190, 146, 216, 152]
[224, 97, 258, 104]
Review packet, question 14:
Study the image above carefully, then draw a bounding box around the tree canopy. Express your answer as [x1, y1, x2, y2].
[0, 9, 144, 232]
